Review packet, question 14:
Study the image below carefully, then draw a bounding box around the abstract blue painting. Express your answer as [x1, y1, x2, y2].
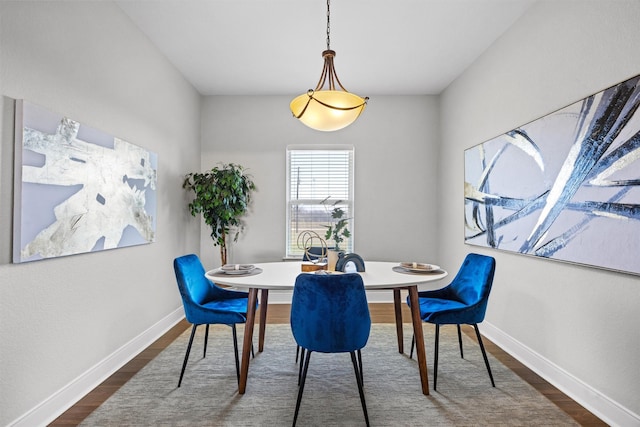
[464, 74, 640, 275]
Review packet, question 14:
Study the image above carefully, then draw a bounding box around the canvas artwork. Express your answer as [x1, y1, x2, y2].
[13, 100, 157, 263]
[464, 74, 640, 275]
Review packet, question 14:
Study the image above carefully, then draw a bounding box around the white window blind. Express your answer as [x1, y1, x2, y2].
[286, 145, 354, 258]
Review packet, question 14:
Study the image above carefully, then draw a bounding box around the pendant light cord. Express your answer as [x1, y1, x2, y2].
[289, 0, 368, 131]
[326, 0, 331, 51]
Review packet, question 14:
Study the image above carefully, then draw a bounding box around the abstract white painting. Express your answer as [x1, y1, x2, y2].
[13, 100, 157, 263]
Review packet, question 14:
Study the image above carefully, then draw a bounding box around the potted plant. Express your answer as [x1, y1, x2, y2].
[183, 163, 256, 265]
[321, 198, 351, 252]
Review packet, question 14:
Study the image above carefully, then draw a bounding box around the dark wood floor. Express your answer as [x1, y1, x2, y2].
[50, 304, 606, 426]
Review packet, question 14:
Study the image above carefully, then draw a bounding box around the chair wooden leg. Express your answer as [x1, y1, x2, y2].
[457, 324, 464, 359]
[204, 324, 210, 358]
[293, 350, 312, 426]
[473, 324, 495, 387]
[350, 351, 370, 427]
[434, 324, 440, 391]
[178, 324, 198, 387]
[232, 324, 240, 384]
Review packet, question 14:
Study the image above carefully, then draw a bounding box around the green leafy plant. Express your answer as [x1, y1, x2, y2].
[321, 198, 351, 251]
[183, 163, 256, 265]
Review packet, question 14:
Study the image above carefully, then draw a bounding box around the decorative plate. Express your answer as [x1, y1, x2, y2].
[399, 262, 440, 272]
[220, 264, 255, 274]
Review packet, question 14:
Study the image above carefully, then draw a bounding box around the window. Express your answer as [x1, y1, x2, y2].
[286, 145, 354, 258]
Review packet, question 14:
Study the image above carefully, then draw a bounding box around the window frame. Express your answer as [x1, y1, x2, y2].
[285, 144, 355, 258]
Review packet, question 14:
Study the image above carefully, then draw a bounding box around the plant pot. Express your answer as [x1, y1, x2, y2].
[327, 249, 340, 271]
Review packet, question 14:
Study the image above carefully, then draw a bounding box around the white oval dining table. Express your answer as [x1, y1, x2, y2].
[205, 261, 448, 396]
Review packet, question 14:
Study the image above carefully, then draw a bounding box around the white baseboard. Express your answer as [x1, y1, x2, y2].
[480, 322, 640, 427]
[9, 307, 185, 427]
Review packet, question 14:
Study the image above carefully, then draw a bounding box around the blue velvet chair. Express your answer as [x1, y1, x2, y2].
[290, 273, 371, 426]
[408, 253, 496, 390]
[295, 247, 357, 363]
[173, 254, 256, 387]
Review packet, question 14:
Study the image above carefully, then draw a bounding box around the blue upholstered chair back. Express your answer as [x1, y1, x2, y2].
[424, 253, 496, 325]
[290, 273, 371, 354]
[173, 254, 247, 325]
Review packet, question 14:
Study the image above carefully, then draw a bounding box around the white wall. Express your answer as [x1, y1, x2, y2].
[199, 95, 440, 270]
[440, 1, 640, 425]
[0, 2, 201, 425]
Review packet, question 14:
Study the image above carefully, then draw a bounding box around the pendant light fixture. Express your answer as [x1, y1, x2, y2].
[290, 0, 368, 132]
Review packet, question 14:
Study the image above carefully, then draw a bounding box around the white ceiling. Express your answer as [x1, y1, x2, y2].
[115, 0, 535, 96]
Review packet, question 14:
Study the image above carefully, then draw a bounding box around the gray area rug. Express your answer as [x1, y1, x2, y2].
[80, 323, 577, 426]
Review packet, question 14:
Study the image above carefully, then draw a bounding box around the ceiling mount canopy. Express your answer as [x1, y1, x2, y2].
[290, 0, 368, 132]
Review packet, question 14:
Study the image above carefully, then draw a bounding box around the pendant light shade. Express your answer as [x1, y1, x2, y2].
[290, 88, 367, 132]
[290, 2, 368, 132]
